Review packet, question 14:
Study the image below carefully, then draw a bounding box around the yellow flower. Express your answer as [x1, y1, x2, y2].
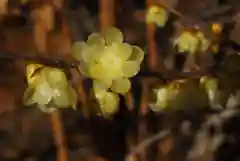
[26, 63, 44, 85]
[93, 80, 119, 116]
[150, 83, 180, 112]
[174, 31, 210, 54]
[200, 76, 218, 103]
[196, 32, 210, 52]
[174, 31, 199, 54]
[146, 5, 168, 27]
[24, 64, 77, 112]
[72, 27, 144, 95]
[72, 27, 145, 116]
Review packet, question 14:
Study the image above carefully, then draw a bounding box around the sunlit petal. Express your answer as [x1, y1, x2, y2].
[93, 80, 109, 100]
[78, 61, 90, 77]
[128, 46, 144, 63]
[26, 63, 44, 85]
[156, 87, 168, 108]
[99, 92, 119, 115]
[38, 105, 56, 113]
[52, 88, 70, 108]
[111, 77, 131, 94]
[117, 43, 132, 60]
[32, 81, 53, 105]
[104, 27, 123, 45]
[71, 42, 88, 61]
[43, 68, 68, 89]
[174, 31, 199, 54]
[89, 63, 112, 86]
[87, 33, 105, 46]
[122, 61, 140, 78]
[146, 5, 168, 27]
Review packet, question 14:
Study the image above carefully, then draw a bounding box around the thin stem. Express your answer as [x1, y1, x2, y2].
[99, 0, 115, 33]
[146, 0, 158, 71]
[156, 1, 191, 24]
[50, 110, 68, 161]
[127, 130, 170, 157]
[0, 51, 79, 68]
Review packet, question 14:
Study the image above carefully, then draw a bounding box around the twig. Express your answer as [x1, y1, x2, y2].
[99, 0, 115, 33]
[135, 69, 217, 81]
[156, 1, 235, 28]
[50, 109, 68, 161]
[156, 2, 190, 23]
[0, 51, 218, 80]
[0, 52, 79, 68]
[127, 130, 170, 156]
[146, 0, 158, 71]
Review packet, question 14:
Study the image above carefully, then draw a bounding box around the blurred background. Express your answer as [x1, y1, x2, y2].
[0, 0, 239, 161]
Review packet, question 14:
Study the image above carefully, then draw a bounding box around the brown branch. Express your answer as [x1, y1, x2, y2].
[156, 1, 235, 28]
[50, 110, 68, 161]
[134, 70, 217, 82]
[31, 1, 69, 160]
[99, 0, 115, 33]
[0, 51, 218, 81]
[0, 52, 79, 68]
[146, 0, 158, 71]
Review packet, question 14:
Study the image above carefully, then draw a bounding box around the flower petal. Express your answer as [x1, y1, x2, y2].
[52, 88, 70, 108]
[117, 43, 132, 60]
[146, 5, 168, 27]
[156, 87, 168, 108]
[99, 92, 119, 115]
[104, 27, 123, 45]
[87, 33, 105, 46]
[89, 63, 112, 86]
[32, 81, 53, 105]
[26, 63, 44, 85]
[99, 46, 123, 78]
[128, 46, 144, 63]
[82, 43, 105, 64]
[146, 5, 159, 24]
[38, 105, 56, 113]
[44, 68, 68, 89]
[23, 85, 36, 106]
[93, 80, 108, 100]
[89, 43, 105, 60]
[174, 32, 199, 54]
[78, 61, 90, 77]
[111, 77, 131, 94]
[71, 42, 88, 61]
[122, 61, 140, 78]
